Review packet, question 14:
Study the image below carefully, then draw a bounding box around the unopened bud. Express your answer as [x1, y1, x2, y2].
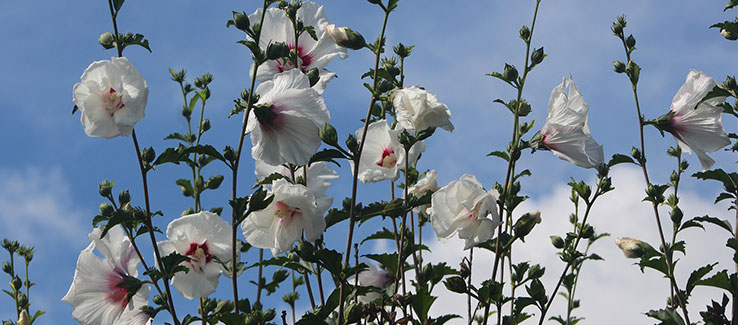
[99, 203, 114, 216]
[625, 34, 636, 49]
[530, 211, 542, 224]
[119, 190, 131, 205]
[615, 237, 648, 258]
[551, 236, 565, 249]
[2, 262, 11, 274]
[223, 146, 235, 162]
[613, 60, 626, 73]
[723, 76, 737, 90]
[531, 47, 544, 65]
[444, 276, 467, 294]
[99, 180, 113, 197]
[99, 32, 115, 49]
[141, 147, 155, 164]
[17, 309, 29, 325]
[200, 119, 211, 133]
[232, 11, 251, 32]
[320, 123, 338, 146]
[519, 25, 530, 41]
[503, 64, 519, 82]
[722, 28, 738, 40]
[325, 24, 366, 50]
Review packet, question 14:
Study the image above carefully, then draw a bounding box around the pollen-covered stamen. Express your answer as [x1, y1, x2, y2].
[184, 242, 214, 272]
[376, 147, 398, 168]
[275, 45, 313, 73]
[106, 272, 129, 309]
[101, 87, 125, 116]
[274, 201, 303, 224]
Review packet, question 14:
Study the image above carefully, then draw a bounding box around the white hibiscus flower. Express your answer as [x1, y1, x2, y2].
[393, 87, 454, 133]
[62, 226, 150, 325]
[356, 265, 394, 304]
[428, 174, 501, 250]
[539, 76, 604, 169]
[351, 119, 425, 183]
[248, 2, 347, 93]
[73, 57, 148, 139]
[247, 69, 330, 166]
[254, 160, 338, 215]
[664, 70, 730, 170]
[158, 211, 234, 300]
[242, 178, 324, 256]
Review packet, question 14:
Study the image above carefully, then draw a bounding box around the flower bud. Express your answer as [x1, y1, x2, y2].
[320, 123, 338, 146]
[722, 28, 738, 40]
[722, 76, 737, 90]
[141, 147, 156, 164]
[11, 276, 22, 291]
[550, 236, 565, 249]
[580, 224, 594, 238]
[631, 147, 642, 162]
[200, 119, 211, 133]
[531, 47, 544, 65]
[615, 237, 648, 258]
[223, 146, 236, 162]
[393, 43, 413, 58]
[99, 180, 113, 197]
[99, 203, 114, 217]
[232, 11, 251, 32]
[625, 34, 636, 49]
[153, 294, 167, 306]
[325, 24, 366, 50]
[2, 262, 11, 274]
[519, 25, 530, 41]
[17, 309, 29, 325]
[266, 42, 290, 60]
[444, 276, 468, 294]
[99, 32, 115, 49]
[670, 207, 683, 225]
[119, 190, 131, 205]
[503, 64, 519, 82]
[613, 60, 626, 73]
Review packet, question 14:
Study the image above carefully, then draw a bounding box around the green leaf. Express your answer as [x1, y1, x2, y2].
[361, 227, 396, 244]
[72, 105, 79, 114]
[608, 153, 635, 167]
[411, 287, 437, 322]
[644, 308, 685, 325]
[253, 172, 286, 189]
[185, 145, 225, 162]
[309, 148, 346, 166]
[693, 168, 737, 193]
[365, 253, 399, 274]
[430, 314, 462, 325]
[728, 238, 738, 265]
[695, 270, 732, 292]
[164, 132, 190, 143]
[686, 263, 717, 295]
[154, 147, 187, 166]
[698, 85, 732, 106]
[693, 215, 733, 234]
[176, 179, 194, 197]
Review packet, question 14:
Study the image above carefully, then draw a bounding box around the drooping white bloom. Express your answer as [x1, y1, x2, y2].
[351, 120, 425, 183]
[540, 76, 604, 169]
[357, 265, 394, 304]
[242, 178, 324, 256]
[62, 226, 150, 325]
[73, 57, 148, 139]
[393, 87, 454, 132]
[255, 160, 338, 214]
[407, 170, 439, 215]
[428, 174, 501, 250]
[248, 2, 347, 93]
[247, 69, 330, 166]
[665, 70, 730, 170]
[158, 211, 234, 300]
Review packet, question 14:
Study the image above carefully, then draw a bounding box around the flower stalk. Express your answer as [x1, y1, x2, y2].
[337, 5, 392, 324]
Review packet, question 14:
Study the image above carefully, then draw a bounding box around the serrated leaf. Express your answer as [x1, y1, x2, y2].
[693, 215, 733, 234]
[486, 150, 510, 161]
[698, 85, 732, 106]
[695, 269, 732, 292]
[361, 227, 396, 244]
[644, 308, 685, 325]
[309, 149, 346, 166]
[686, 263, 717, 295]
[608, 153, 635, 167]
[185, 145, 225, 162]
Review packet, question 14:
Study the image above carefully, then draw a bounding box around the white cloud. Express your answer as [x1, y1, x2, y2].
[420, 166, 733, 324]
[0, 167, 88, 247]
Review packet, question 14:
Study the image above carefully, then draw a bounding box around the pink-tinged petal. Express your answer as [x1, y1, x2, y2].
[74, 58, 147, 139]
[542, 123, 604, 169]
[667, 70, 730, 170]
[170, 261, 222, 300]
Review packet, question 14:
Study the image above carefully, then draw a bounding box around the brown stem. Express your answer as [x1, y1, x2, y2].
[337, 8, 392, 325]
[131, 130, 180, 325]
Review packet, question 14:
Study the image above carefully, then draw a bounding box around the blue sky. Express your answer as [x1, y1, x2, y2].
[1, 0, 738, 324]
